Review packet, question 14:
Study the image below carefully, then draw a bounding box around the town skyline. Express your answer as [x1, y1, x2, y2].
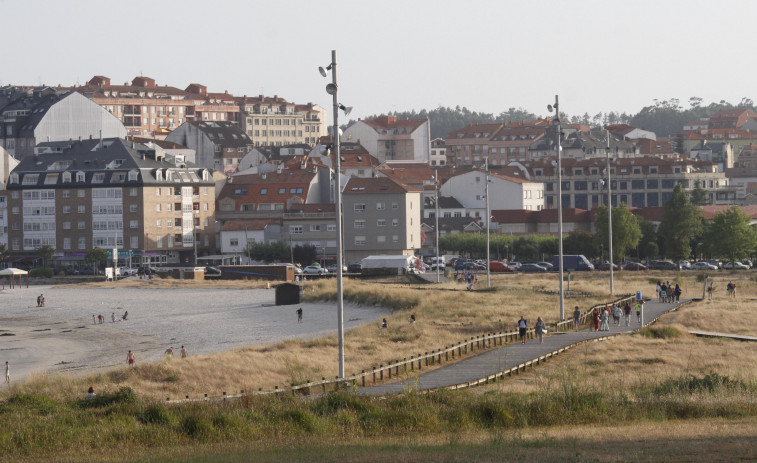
[2, 0, 756, 122]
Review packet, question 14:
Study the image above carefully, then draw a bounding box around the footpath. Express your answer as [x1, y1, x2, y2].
[359, 297, 690, 396]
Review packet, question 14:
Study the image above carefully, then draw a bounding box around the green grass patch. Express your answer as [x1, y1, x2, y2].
[639, 325, 683, 339]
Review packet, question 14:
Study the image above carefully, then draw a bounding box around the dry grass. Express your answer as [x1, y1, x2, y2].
[8, 270, 757, 403]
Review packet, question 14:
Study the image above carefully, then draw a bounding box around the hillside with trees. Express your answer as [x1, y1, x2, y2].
[345, 97, 756, 140]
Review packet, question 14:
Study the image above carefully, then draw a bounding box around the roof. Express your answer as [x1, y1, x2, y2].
[343, 176, 421, 194]
[447, 123, 504, 140]
[358, 115, 427, 133]
[220, 219, 279, 232]
[131, 136, 189, 150]
[184, 121, 252, 148]
[217, 168, 317, 206]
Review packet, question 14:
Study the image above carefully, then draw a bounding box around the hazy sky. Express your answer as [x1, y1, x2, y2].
[2, 0, 755, 121]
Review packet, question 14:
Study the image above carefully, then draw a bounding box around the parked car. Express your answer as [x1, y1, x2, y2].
[707, 259, 722, 269]
[622, 262, 648, 271]
[120, 267, 139, 276]
[651, 260, 679, 271]
[536, 262, 554, 271]
[723, 261, 749, 270]
[691, 261, 718, 271]
[489, 261, 512, 272]
[508, 262, 522, 271]
[303, 265, 328, 274]
[347, 263, 362, 273]
[520, 263, 548, 273]
[596, 262, 620, 271]
[326, 264, 348, 273]
[137, 266, 157, 276]
[679, 261, 692, 270]
[204, 266, 221, 275]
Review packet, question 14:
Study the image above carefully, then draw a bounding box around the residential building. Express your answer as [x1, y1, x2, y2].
[281, 204, 338, 265]
[0, 146, 19, 249]
[430, 138, 446, 166]
[5, 138, 215, 267]
[445, 123, 503, 167]
[341, 177, 422, 264]
[130, 137, 196, 167]
[689, 141, 734, 172]
[632, 138, 676, 157]
[487, 119, 550, 165]
[165, 121, 253, 172]
[237, 95, 326, 147]
[0, 87, 126, 159]
[439, 169, 545, 224]
[342, 115, 430, 163]
[512, 156, 738, 209]
[219, 219, 281, 263]
[528, 128, 637, 161]
[605, 124, 656, 141]
[707, 109, 757, 131]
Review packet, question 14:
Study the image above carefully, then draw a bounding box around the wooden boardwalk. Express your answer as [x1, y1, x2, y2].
[690, 331, 757, 342]
[359, 298, 690, 396]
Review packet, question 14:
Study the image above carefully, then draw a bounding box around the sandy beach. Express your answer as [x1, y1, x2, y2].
[0, 283, 388, 382]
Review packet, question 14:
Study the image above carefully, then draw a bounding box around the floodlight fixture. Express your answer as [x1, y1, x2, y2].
[338, 103, 353, 116]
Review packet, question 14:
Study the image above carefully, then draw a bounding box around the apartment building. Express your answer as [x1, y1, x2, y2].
[0, 147, 19, 248]
[341, 177, 422, 264]
[0, 86, 126, 159]
[237, 95, 326, 147]
[430, 138, 446, 166]
[6, 138, 215, 267]
[342, 115, 430, 163]
[165, 121, 253, 172]
[511, 156, 738, 209]
[281, 204, 338, 265]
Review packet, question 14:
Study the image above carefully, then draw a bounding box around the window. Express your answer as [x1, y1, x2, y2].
[260, 188, 267, 195]
[130, 204, 138, 213]
[78, 237, 86, 250]
[129, 220, 138, 229]
[392, 235, 399, 243]
[392, 202, 399, 210]
[78, 221, 86, 230]
[392, 219, 399, 227]
[92, 173, 106, 183]
[63, 221, 71, 230]
[78, 190, 85, 198]
[230, 238, 239, 246]
[377, 236, 386, 243]
[289, 225, 303, 234]
[354, 203, 365, 213]
[157, 220, 162, 227]
[130, 236, 139, 248]
[156, 236, 163, 248]
[63, 206, 71, 214]
[203, 203, 209, 211]
[62, 190, 70, 198]
[22, 174, 39, 185]
[167, 220, 173, 228]
[156, 188, 161, 196]
[78, 205, 86, 213]
[129, 188, 137, 196]
[376, 202, 385, 210]
[354, 236, 366, 246]
[63, 238, 71, 250]
[354, 220, 366, 229]
[279, 188, 286, 194]
[327, 224, 336, 232]
[310, 224, 321, 232]
[156, 204, 161, 212]
[377, 219, 386, 227]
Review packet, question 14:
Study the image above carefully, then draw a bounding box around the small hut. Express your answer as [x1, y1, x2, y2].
[275, 283, 302, 306]
[0, 268, 29, 289]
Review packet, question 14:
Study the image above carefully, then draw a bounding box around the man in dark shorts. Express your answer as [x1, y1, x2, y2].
[573, 306, 581, 329]
[518, 316, 528, 344]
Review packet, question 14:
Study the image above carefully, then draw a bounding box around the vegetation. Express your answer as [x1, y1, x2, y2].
[657, 184, 703, 261]
[35, 244, 56, 269]
[703, 206, 757, 264]
[594, 204, 642, 263]
[84, 247, 108, 272]
[0, 243, 10, 266]
[244, 241, 291, 263]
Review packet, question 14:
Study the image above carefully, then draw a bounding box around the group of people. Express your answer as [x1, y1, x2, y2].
[35, 294, 45, 307]
[126, 345, 188, 367]
[590, 301, 639, 331]
[656, 281, 681, 302]
[517, 316, 547, 344]
[455, 272, 478, 290]
[727, 281, 738, 299]
[93, 310, 127, 324]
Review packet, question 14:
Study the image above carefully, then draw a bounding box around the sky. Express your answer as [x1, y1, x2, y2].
[2, 0, 756, 122]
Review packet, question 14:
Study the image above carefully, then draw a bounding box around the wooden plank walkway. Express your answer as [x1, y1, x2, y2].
[690, 331, 757, 342]
[359, 298, 690, 396]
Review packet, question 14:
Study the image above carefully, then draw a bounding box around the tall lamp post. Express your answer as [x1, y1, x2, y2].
[484, 157, 491, 288]
[547, 95, 565, 321]
[605, 128, 614, 295]
[319, 50, 352, 379]
[434, 168, 440, 283]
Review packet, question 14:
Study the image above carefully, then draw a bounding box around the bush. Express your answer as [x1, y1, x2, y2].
[180, 414, 216, 439]
[654, 373, 748, 395]
[139, 403, 174, 425]
[6, 393, 59, 415]
[30, 267, 54, 278]
[640, 326, 682, 339]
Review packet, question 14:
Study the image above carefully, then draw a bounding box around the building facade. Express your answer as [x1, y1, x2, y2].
[343, 115, 430, 163]
[6, 138, 215, 267]
[165, 121, 254, 172]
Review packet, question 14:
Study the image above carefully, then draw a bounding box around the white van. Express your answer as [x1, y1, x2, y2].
[430, 256, 446, 270]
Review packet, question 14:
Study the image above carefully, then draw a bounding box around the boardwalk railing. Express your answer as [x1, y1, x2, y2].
[165, 293, 637, 404]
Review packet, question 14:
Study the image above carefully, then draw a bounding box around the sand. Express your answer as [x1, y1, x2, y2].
[0, 283, 388, 382]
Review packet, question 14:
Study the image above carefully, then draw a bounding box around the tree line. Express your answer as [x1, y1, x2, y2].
[345, 97, 756, 140]
[439, 185, 757, 264]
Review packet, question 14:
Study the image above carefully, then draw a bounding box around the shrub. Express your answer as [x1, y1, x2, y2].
[312, 391, 375, 415]
[6, 393, 59, 415]
[180, 414, 216, 439]
[30, 267, 54, 278]
[654, 373, 748, 395]
[640, 325, 682, 339]
[139, 403, 174, 425]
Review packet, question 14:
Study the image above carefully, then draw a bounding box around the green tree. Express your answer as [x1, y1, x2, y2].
[292, 245, 317, 266]
[703, 207, 757, 264]
[638, 220, 659, 261]
[658, 184, 703, 261]
[85, 247, 109, 273]
[594, 204, 642, 262]
[512, 236, 539, 261]
[563, 230, 597, 258]
[36, 245, 56, 269]
[690, 180, 709, 206]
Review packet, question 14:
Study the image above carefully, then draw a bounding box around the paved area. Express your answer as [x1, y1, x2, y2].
[360, 298, 690, 396]
[690, 330, 757, 342]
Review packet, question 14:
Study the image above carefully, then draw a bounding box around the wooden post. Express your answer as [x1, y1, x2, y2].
[380, 365, 384, 380]
[362, 370, 366, 387]
[388, 362, 392, 379]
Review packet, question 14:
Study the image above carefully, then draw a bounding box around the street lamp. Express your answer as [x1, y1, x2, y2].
[434, 169, 440, 283]
[605, 128, 614, 295]
[547, 95, 565, 321]
[319, 50, 351, 379]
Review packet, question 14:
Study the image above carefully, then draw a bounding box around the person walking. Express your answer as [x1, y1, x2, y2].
[635, 301, 642, 324]
[591, 308, 600, 332]
[180, 346, 188, 359]
[600, 306, 610, 331]
[164, 347, 174, 360]
[518, 316, 528, 344]
[127, 350, 135, 367]
[5, 361, 9, 384]
[674, 284, 681, 302]
[573, 306, 581, 330]
[707, 282, 714, 299]
[296, 307, 303, 323]
[612, 305, 622, 326]
[655, 281, 661, 302]
[111, 312, 116, 323]
[623, 302, 632, 326]
[535, 317, 546, 344]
